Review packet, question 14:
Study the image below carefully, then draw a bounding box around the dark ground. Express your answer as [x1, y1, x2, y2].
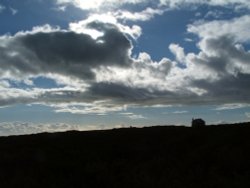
[1, 122, 250, 188]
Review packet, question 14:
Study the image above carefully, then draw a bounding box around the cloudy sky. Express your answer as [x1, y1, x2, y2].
[0, 0, 250, 135]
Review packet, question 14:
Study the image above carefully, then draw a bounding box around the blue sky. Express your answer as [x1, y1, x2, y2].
[0, 0, 250, 135]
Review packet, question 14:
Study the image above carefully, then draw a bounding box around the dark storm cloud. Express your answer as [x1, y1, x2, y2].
[0, 22, 132, 80]
[21, 23, 131, 67]
[192, 73, 250, 104]
[88, 82, 154, 101]
[85, 82, 205, 106]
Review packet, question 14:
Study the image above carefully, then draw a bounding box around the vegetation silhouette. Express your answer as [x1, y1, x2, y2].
[0, 122, 250, 188]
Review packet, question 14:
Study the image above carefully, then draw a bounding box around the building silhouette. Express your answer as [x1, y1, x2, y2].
[192, 118, 206, 127]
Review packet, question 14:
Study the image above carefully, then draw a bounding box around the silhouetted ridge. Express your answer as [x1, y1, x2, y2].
[0, 122, 250, 188]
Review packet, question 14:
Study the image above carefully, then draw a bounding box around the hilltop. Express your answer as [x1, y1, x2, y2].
[0, 122, 250, 188]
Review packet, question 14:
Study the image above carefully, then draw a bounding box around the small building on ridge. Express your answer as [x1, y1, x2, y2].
[192, 118, 206, 127]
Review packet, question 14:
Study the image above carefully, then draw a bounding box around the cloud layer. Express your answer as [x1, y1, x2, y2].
[0, 122, 81, 136]
[0, 11, 250, 114]
[56, 0, 250, 10]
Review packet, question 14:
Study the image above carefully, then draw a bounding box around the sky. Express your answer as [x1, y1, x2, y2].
[0, 0, 250, 136]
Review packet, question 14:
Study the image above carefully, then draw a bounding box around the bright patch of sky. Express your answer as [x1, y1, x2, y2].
[0, 0, 250, 135]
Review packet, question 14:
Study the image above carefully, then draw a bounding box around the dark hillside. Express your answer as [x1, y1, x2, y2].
[1, 123, 250, 188]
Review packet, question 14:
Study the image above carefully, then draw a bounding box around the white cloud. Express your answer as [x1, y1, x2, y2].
[114, 8, 164, 22]
[184, 38, 194, 42]
[56, 0, 250, 11]
[56, 0, 149, 10]
[120, 112, 146, 119]
[215, 103, 250, 111]
[15, 24, 61, 36]
[10, 7, 18, 15]
[169, 43, 186, 64]
[204, 10, 224, 19]
[173, 110, 188, 114]
[93, 52, 176, 93]
[0, 87, 38, 106]
[0, 122, 80, 136]
[0, 4, 5, 13]
[0, 80, 10, 88]
[188, 15, 250, 43]
[186, 15, 250, 78]
[120, 112, 134, 115]
[52, 102, 127, 115]
[53, 5, 67, 12]
[245, 112, 250, 118]
[159, 0, 250, 9]
[195, 12, 202, 17]
[52, 2, 142, 19]
[69, 14, 142, 39]
[128, 114, 146, 120]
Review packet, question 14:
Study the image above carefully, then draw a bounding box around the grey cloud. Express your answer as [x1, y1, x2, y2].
[37, 34, 250, 107]
[0, 87, 39, 106]
[0, 97, 33, 107]
[0, 80, 200, 111]
[86, 81, 205, 106]
[192, 73, 250, 104]
[206, 36, 249, 72]
[186, 35, 250, 104]
[0, 22, 132, 80]
[21, 23, 131, 67]
[88, 82, 155, 102]
[204, 36, 250, 68]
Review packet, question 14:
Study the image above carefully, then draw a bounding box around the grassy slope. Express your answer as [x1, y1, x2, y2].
[0, 123, 250, 188]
